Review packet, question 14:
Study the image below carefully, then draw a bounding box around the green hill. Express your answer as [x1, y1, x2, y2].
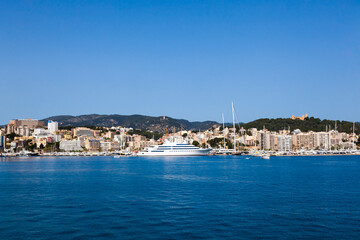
[41, 114, 359, 134]
[42, 114, 218, 132]
[239, 117, 359, 134]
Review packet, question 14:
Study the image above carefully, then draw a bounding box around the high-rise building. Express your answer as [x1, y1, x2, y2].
[278, 135, 293, 151]
[48, 121, 59, 134]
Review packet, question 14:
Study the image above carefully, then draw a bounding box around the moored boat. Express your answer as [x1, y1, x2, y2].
[138, 139, 212, 156]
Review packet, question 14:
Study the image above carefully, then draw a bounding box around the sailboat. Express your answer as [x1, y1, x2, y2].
[231, 102, 242, 155]
[216, 113, 233, 155]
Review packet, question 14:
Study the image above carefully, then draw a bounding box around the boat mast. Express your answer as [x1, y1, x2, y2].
[335, 121, 337, 151]
[180, 126, 182, 143]
[254, 130, 257, 149]
[222, 113, 226, 149]
[173, 126, 175, 143]
[353, 122, 355, 151]
[232, 102, 236, 152]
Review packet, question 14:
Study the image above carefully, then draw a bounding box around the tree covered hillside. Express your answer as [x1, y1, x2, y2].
[239, 117, 359, 134]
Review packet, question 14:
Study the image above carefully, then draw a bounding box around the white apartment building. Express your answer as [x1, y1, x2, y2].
[277, 135, 293, 151]
[48, 121, 58, 134]
[32, 128, 51, 139]
[60, 140, 83, 151]
[100, 141, 120, 151]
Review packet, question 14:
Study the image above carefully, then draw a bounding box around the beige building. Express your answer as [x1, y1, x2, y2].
[56, 130, 73, 140]
[74, 127, 94, 137]
[105, 131, 115, 140]
[100, 141, 120, 151]
[6, 119, 44, 135]
[84, 139, 100, 151]
[291, 114, 308, 121]
[293, 132, 315, 149]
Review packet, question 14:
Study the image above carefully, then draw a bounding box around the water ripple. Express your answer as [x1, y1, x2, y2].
[1, 155, 360, 239]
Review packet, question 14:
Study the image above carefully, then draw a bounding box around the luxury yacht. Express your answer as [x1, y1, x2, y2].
[138, 139, 212, 156]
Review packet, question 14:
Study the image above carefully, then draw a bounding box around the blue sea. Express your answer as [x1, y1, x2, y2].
[1, 155, 360, 239]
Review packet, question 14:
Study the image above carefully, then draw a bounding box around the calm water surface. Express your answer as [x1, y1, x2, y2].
[1, 155, 360, 239]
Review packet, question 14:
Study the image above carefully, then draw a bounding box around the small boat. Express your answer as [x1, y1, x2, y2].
[261, 154, 270, 160]
[231, 152, 242, 156]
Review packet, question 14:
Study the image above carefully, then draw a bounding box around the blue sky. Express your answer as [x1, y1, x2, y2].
[1, 0, 359, 124]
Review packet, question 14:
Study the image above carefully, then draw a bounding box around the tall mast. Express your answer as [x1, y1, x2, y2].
[180, 126, 182, 143]
[335, 121, 337, 150]
[326, 125, 328, 150]
[232, 102, 236, 152]
[173, 126, 175, 143]
[254, 130, 257, 149]
[222, 113, 226, 149]
[328, 125, 331, 150]
[353, 122, 355, 151]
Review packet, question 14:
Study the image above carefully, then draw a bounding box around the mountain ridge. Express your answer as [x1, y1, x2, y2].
[42, 114, 219, 132]
[34, 114, 360, 134]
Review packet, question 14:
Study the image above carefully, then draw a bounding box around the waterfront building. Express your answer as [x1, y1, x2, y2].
[48, 121, 58, 134]
[6, 119, 44, 135]
[74, 127, 94, 137]
[128, 135, 148, 150]
[114, 134, 134, 144]
[93, 130, 101, 138]
[85, 139, 100, 151]
[34, 138, 47, 148]
[293, 132, 314, 150]
[33, 128, 51, 139]
[60, 140, 83, 151]
[249, 128, 258, 137]
[105, 131, 115, 140]
[56, 130, 73, 140]
[100, 141, 120, 151]
[17, 126, 31, 137]
[313, 132, 330, 150]
[244, 135, 256, 146]
[277, 135, 293, 151]
[259, 130, 273, 150]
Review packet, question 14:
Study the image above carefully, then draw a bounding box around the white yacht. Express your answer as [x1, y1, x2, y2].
[138, 139, 212, 156]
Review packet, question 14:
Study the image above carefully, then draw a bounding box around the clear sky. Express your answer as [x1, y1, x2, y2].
[1, 0, 359, 124]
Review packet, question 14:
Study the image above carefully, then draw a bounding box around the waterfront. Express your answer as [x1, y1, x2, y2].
[1, 156, 360, 239]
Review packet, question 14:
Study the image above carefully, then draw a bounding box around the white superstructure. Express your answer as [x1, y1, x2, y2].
[138, 139, 212, 156]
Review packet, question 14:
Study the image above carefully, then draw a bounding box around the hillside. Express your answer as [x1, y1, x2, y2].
[40, 114, 359, 134]
[42, 114, 218, 132]
[239, 117, 360, 134]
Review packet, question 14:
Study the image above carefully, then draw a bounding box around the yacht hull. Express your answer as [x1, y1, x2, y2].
[138, 149, 212, 156]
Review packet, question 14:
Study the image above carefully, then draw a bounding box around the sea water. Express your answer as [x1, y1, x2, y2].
[1, 155, 360, 239]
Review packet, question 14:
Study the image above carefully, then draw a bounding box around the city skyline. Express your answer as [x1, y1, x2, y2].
[1, 112, 359, 126]
[1, 1, 359, 123]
